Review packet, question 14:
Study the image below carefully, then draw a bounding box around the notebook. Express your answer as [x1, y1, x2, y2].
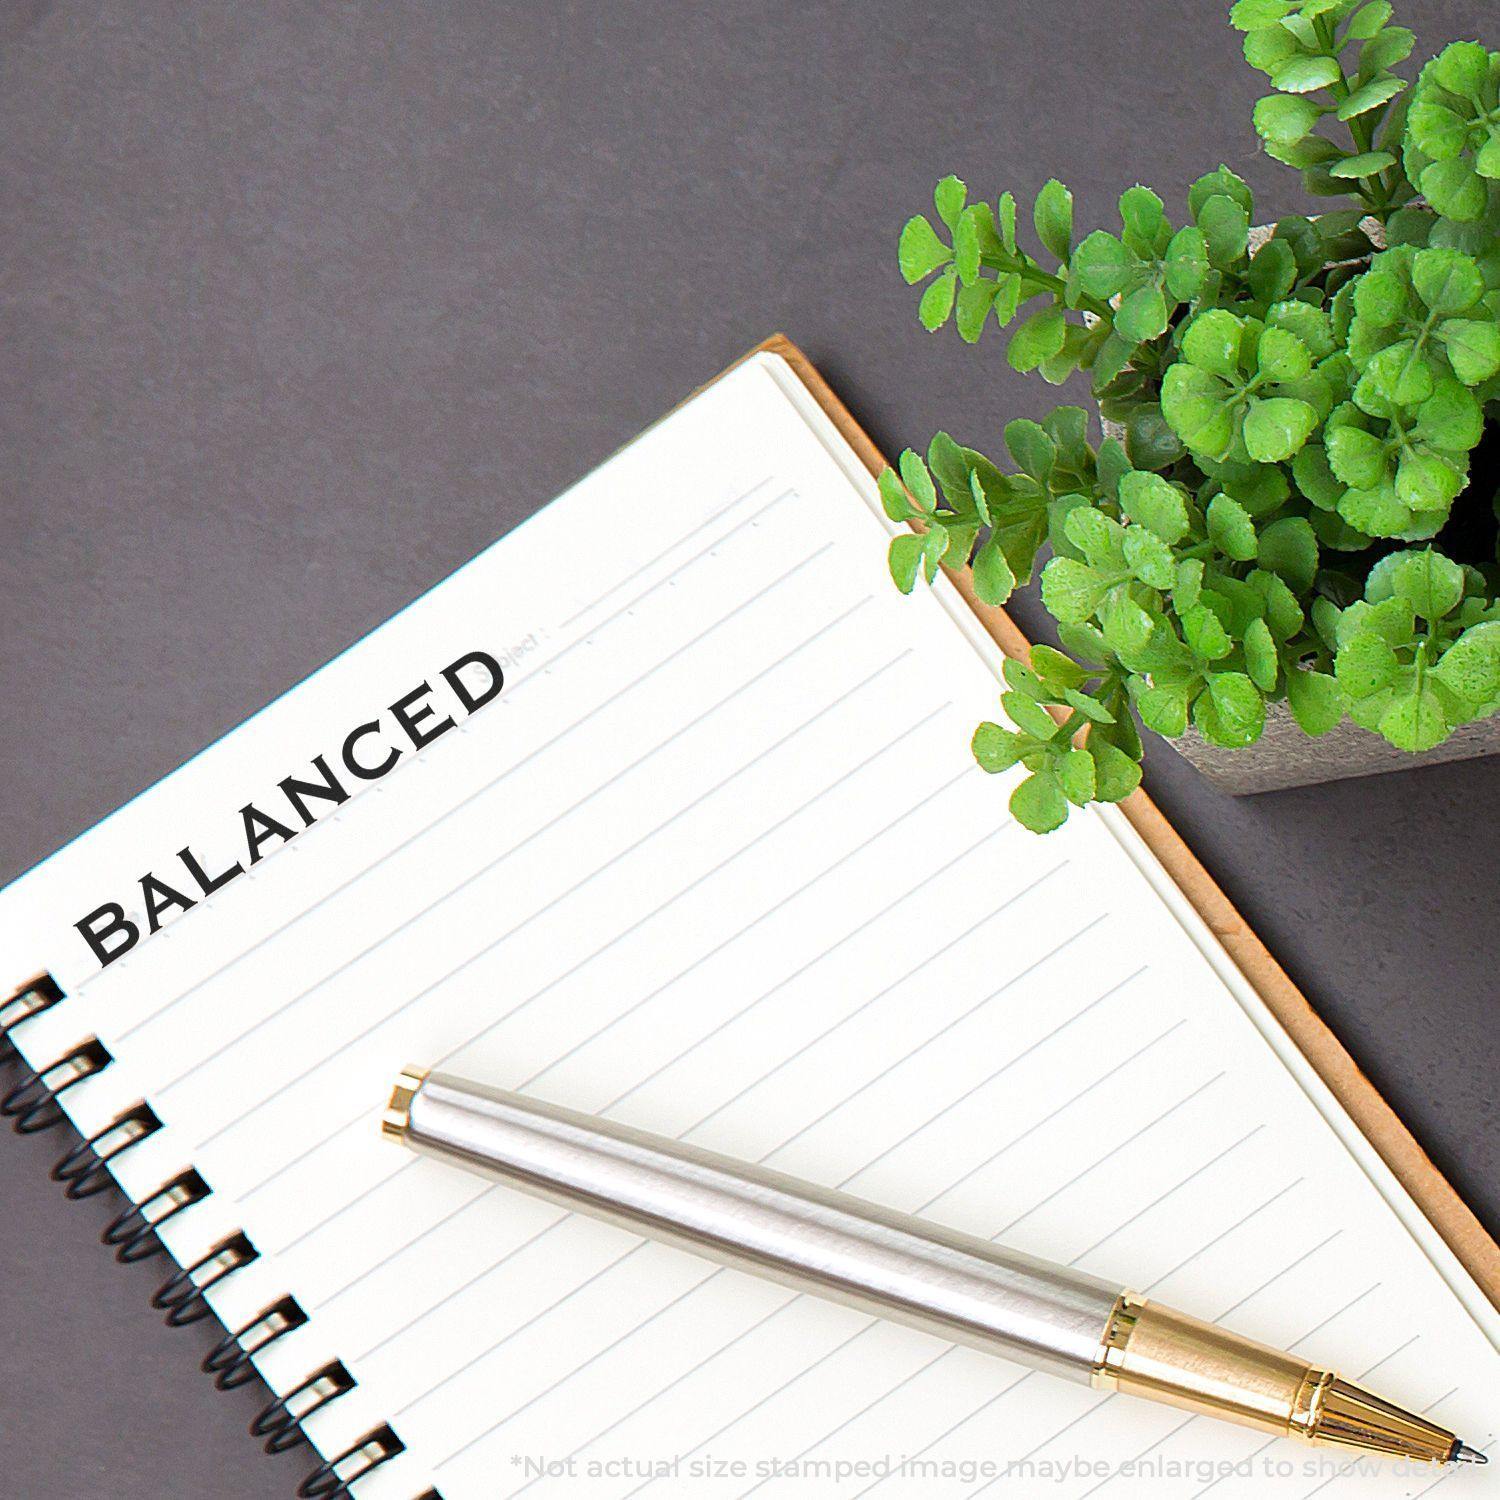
[1, 341, 1495, 1500]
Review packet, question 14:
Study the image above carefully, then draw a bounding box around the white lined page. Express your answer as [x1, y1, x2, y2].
[0, 351, 1494, 1500]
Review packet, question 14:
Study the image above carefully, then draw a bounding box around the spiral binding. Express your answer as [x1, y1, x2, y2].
[1, 974, 434, 1499]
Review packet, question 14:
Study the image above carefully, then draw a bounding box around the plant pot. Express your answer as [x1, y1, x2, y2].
[1098, 218, 1500, 795]
[1166, 702, 1500, 795]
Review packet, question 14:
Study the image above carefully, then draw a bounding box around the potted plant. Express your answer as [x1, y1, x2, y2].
[884, 0, 1500, 829]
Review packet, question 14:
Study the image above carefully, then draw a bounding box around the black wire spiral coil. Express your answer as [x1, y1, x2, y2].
[1, 974, 428, 1499]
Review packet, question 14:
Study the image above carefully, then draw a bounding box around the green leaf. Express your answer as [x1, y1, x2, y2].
[1244, 396, 1318, 462]
[1436, 319, 1500, 385]
[1230, 0, 1292, 29]
[1122, 524, 1177, 589]
[1089, 738, 1143, 802]
[1164, 226, 1209, 299]
[1174, 558, 1205, 613]
[1257, 515, 1320, 592]
[1380, 548, 1465, 620]
[1431, 39, 1491, 95]
[918, 268, 958, 330]
[1326, 424, 1387, 487]
[1199, 194, 1250, 268]
[926, 431, 969, 497]
[1100, 591, 1155, 659]
[1183, 603, 1233, 661]
[898, 449, 937, 513]
[1254, 93, 1323, 144]
[933, 175, 967, 231]
[1008, 306, 1068, 372]
[877, 468, 914, 522]
[1419, 158, 1487, 221]
[1247, 239, 1297, 303]
[1359, 24, 1415, 75]
[1285, 666, 1344, 734]
[1379, 682, 1450, 751]
[1345, 2, 1392, 41]
[1207, 492, 1259, 561]
[1124, 404, 1186, 472]
[954, 279, 997, 342]
[972, 721, 1026, 773]
[1335, 632, 1400, 696]
[1244, 617, 1279, 692]
[1256, 326, 1313, 382]
[1070, 230, 1133, 298]
[899, 216, 952, 284]
[1353, 266, 1407, 326]
[1336, 74, 1405, 118]
[1206, 672, 1267, 745]
[1432, 622, 1500, 710]
[1010, 770, 1070, 833]
[1040, 556, 1110, 622]
[1415, 378, 1484, 451]
[1183, 309, 1244, 379]
[1065, 506, 1128, 570]
[1058, 747, 1097, 806]
[1116, 282, 1169, 343]
[1118, 469, 1190, 544]
[1329, 150, 1398, 178]
[1162, 363, 1236, 459]
[1249, 568, 1305, 639]
[1137, 682, 1190, 737]
[1004, 418, 1057, 482]
[1034, 178, 1074, 261]
[1119, 186, 1167, 255]
[1271, 55, 1342, 93]
[1030, 644, 1090, 690]
[971, 537, 1018, 605]
[1004, 689, 1058, 741]
[997, 191, 1017, 251]
[1412, 248, 1484, 315]
[1396, 450, 1464, 513]
[888, 533, 924, 593]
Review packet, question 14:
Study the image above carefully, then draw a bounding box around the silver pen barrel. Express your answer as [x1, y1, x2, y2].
[384, 1067, 1120, 1382]
[383, 1067, 1475, 1465]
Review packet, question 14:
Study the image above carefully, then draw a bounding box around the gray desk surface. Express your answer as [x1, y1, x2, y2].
[1, 3, 1494, 1496]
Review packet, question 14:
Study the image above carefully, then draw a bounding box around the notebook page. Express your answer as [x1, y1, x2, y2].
[0, 352, 1492, 1500]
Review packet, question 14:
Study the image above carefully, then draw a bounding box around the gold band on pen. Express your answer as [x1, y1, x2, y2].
[1090, 1291, 1455, 1461]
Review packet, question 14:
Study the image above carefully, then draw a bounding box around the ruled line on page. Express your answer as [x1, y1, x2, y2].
[555, 476, 777, 631]
[96, 482, 796, 1022]
[230, 696, 952, 1212]
[143, 542, 849, 1085]
[653, 858, 1075, 1143]
[509, 765, 988, 1098]
[279, 760, 984, 1270]
[338, 815, 1024, 1353]
[204, 649, 936, 1170]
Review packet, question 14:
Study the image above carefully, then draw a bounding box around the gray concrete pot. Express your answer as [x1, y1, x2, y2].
[1166, 703, 1500, 796]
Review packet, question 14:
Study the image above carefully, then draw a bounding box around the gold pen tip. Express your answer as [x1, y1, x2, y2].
[382, 1065, 429, 1142]
[1452, 1442, 1488, 1465]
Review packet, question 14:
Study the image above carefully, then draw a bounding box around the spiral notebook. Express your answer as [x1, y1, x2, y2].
[1, 340, 1496, 1500]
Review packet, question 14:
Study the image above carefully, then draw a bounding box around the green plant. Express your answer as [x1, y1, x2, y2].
[885, 2, 1500, 832]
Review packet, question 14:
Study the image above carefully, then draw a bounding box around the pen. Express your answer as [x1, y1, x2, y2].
[383, 1067, 1486, 1467]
